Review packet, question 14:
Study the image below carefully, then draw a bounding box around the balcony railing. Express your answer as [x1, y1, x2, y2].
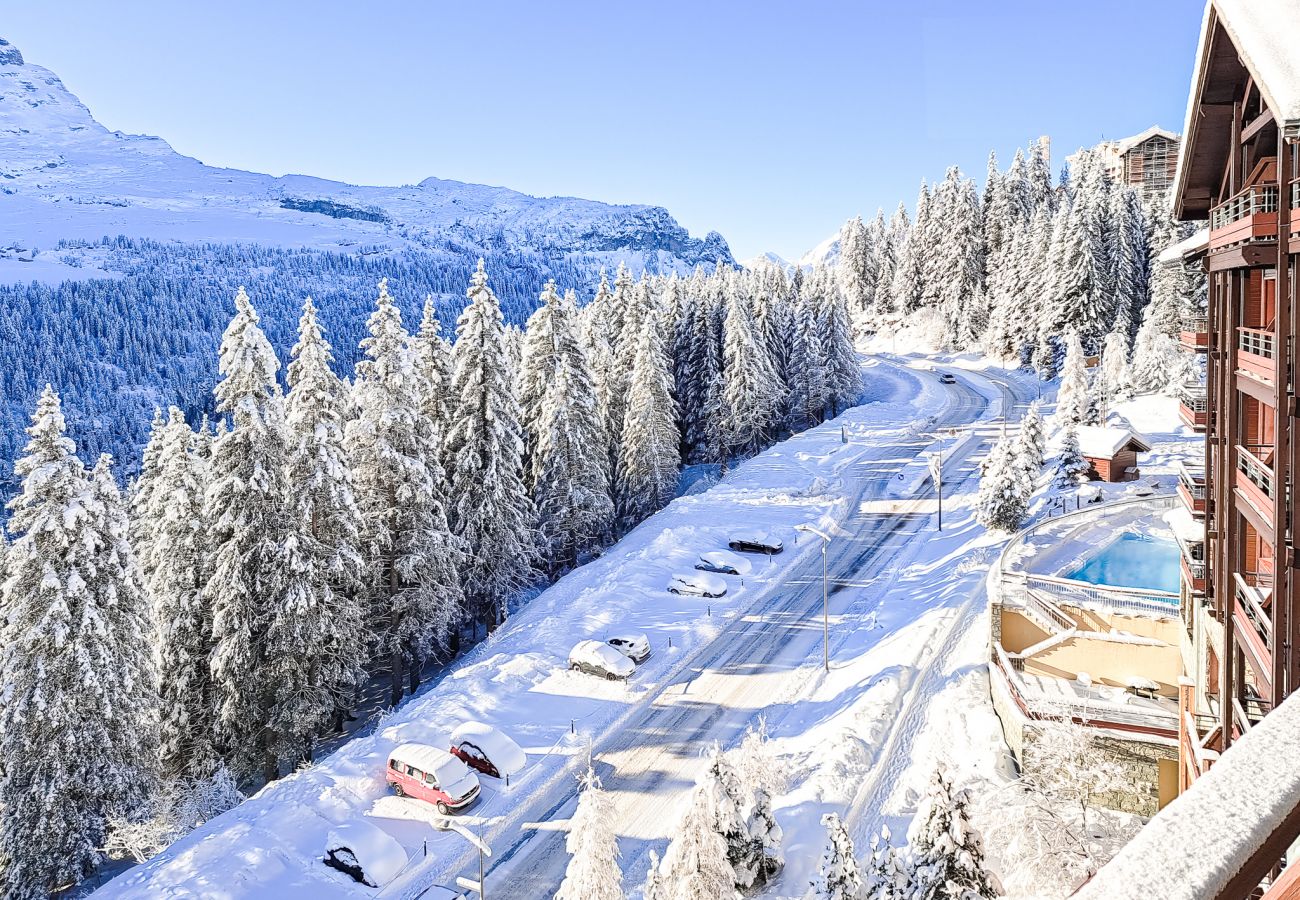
[1211, 185, 1279, 230]
[1238, 326, 1276, 359]
[1177, 463, 1206, 500]
[1181, 313, 1208, 333]
[1292, 179, 1300, 210]
[1237, 444, 1275, 500]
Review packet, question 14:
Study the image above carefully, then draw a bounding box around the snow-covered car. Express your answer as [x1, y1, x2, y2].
[668, 572, 728, 597]
[938, 372, 957, 385]
[386, 743, 481, 815]
[695, 549, 753, 576]
[569, 639, 636, 680]
[606, 633, 652, 664]
[449, 721, 526, 780]
[323, 820, 409, 888]
[727, 530, 784, 555]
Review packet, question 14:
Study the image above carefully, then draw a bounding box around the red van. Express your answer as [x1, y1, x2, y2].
[386, 743, 481, 815]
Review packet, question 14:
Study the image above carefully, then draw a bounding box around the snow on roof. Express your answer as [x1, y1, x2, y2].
[1074, 691, 1300, 900]
[1213, 0, 1300, 128]
[1157, 228, 1209, 264]
[1115, 126, 1180, 155]
[1163, 506, 1205, 544]
[1076, 426, 1152, 459]
[388, 742, 464, 778]
[325, 821, 408, 888]
[449, 721, 526, 776]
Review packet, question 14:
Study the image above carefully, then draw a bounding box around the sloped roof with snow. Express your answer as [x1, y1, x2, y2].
[1175, 0, 1300, 217]
[1116, 126, 1180, 155]
[1157, 228, 1209, 265]
[1163, 506, 1205, 544]
[1074, 691, 1300, 900]
[1076, 426, 1152, 459]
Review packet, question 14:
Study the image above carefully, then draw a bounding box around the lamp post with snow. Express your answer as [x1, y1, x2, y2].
[796, 523, 832, 673]
[435, 818, 492, 900]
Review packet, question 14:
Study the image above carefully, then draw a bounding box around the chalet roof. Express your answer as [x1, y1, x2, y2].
[1174, 0, 1300, 218]
[1076, 426, 1152, 459]
[1115, 126, 1179, 155]
[1074, 691, 1300, 900]
[1156, 228, 1209, 264]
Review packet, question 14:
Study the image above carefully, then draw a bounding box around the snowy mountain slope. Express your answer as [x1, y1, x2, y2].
[0, 36, 732, 274]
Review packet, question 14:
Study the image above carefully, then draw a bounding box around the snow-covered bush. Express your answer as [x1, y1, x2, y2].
[104, 767, 244, 864]
[1055, 427, 1091, 488]
[977, 435, 1030, 533]
[862, 824, 912, 900]
[811, 812, 862, 900]
[907, 768, 998, 899]
[555, 767, 624, 900]
[659, 784, 739, 900]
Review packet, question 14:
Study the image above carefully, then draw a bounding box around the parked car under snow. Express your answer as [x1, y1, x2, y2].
[727, 529, 784, 554]
[668, 572, 728, 597]
[569, 639, 636, 680]
[606, 633, 652, 664]
[695, 549, 753, 576]
[449, 721, 526, 780]
[323, 820, 408, 888]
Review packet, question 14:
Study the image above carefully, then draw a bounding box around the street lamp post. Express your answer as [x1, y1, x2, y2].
[437, 818, 492, 900]
[796, 524, 831, 672]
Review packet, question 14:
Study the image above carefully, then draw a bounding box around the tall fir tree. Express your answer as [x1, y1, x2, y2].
[279, 296, 369, 758]
[349, 280, 464, 703]
[891, 182, 929, 315]
[1055, 332, 1090, 427]
[204, 287, 294, 779]
[817, 271, 863, 417]
[617, 308, 681, 530]
[146, 408, 219, 778]
[446, 261, 538, 630]
[722, 287, 783, 458]
[660, 784, 738, 900]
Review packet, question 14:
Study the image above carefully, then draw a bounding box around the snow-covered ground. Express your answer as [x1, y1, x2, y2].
[91, 356, 972, 899]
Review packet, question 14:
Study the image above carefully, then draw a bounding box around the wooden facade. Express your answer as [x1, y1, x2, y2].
[1171, 1, 1300, 895]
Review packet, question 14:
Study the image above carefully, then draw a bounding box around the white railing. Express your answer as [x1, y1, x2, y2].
[1237, 444, 1275, 499]
[1024, 573, 1179, 616]
[1211, 185, 1279, 229]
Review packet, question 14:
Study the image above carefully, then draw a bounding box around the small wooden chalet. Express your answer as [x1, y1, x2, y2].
[1076, 426, 1152, 482]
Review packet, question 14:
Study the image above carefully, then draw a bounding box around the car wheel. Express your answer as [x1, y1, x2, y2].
[570, 663, 580, 671]
[393, 783, 405, 798]
[436, 801, 450, 816]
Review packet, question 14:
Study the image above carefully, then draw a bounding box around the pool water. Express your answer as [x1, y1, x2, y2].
[1063, 532, 1181, 594]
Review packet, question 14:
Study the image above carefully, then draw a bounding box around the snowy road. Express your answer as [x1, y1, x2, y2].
[417, 362, 1027, 899]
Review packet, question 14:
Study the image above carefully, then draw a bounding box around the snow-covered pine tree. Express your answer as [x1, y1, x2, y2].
[147, 408, 219, 778]
[1029, 137, 1055, 213]
[531, 289, 615, 573]
[85, 454, 161, 820]
[617, 306, 681, 530]
[700, 745, 761, 889]
[1056, 425, 1091, 488]
[130, 406, 167, 564]
[936, 169, 986, 349]
[1050, 196, 1111, 349]
[555, 767, 625, 900]
[891, 182, 929, 316]
[861, 825, 911, 900]
[873, 203, 908, 325]
[817, 270, 863, 417]
[204, 287, 294, 780]
[786, 281, 828, 432]
[642, 850, 668, 900]
[811, 812, 862, 900]
[412, 295, 455, 475]
[660, 784, 739, 900]
[1019, 399, 1047, 473]
[723, 286, 783, 458]
[0, 388, 129, 897]
[837, 215, 877, 332]
[1055, 332, 1090, 427]
[1098, 327, 1132, 418]
[1108, 187, 1149, 344]
[349, 279, 464, 702]
[747, 787, 783, 886]
[446, 261, 538, 630]
[279, 296, 369, 759]
[976, 434, 1030, 533]
[908, 768, 997, 900]
[580, 269, 620, 485]
[982, 150, 1004, 257]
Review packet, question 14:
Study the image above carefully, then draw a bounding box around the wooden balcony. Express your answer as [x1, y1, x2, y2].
[1177, 384, 1207, 432]
[1235, 443, 1275, 534]
[1177, 462, 1207, 516]
[1237, 327, 1276, 387]
[1209, 185, 1279, 251]
[1178, 314, 1209, 353]
[1180, 550, 1207, 595]
[1291, 179, 1300, 252]
[1233, 572, 1274, 699]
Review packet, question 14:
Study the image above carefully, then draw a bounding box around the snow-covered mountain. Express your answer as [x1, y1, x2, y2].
[0, 36, 732, 282]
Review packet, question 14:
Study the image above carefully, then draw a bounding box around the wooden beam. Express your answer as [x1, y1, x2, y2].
[1213, 797, 1300, 899]
[1242, 108, 1276, 144]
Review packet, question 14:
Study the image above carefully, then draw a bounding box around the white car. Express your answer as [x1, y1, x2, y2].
[449, 721, 527, 779]
[607, 633, 652, 664]
[938, 372, 957, 385]
[696, 549, 753, 576]
[668, 572, 729, 597]
[569, 640, 636, 680]
[728, 530, 784, 555]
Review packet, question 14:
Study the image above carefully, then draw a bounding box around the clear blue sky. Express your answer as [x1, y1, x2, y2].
[6, 1, 1203, 261]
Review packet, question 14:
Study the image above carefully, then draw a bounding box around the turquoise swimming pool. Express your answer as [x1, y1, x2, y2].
[1063, 532, 1181, 594]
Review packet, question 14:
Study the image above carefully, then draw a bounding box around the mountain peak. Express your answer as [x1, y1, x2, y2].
[0, 37, 23, 66]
